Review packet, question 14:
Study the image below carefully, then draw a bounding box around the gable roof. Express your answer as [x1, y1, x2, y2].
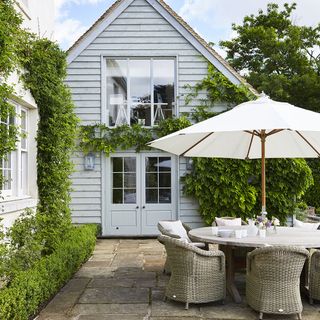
[67, 0, 257, 93]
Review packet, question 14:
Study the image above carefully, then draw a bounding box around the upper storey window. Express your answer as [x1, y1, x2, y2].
[106, 58, 175, 127]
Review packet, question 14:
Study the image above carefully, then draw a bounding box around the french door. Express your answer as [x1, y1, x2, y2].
[105, 153, 176, 236]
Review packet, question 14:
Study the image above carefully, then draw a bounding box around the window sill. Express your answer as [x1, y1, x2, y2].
[0, 196, 37, 214]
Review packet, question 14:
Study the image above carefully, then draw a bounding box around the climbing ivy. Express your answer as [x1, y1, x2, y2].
[79, 115, 191, 156]
[0, 0, 25, 191]
[22, 39, 79, 253]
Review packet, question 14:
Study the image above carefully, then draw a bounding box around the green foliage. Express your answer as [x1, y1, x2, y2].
[185, 64, 256, 107]
[220, 2, 320, 112]
[0, 0, 25, 190]
[0, 0, 25, 76]
[79, 116, 191, 156]
[5, 209, 43, 280]
[0, 224, 97, 320]
[154, 115, 191, 137]
[79, 123, 153, 156]
[22, 39, 79, 253]
[183, 158, 258, 225]
[303, 159, 320, 212]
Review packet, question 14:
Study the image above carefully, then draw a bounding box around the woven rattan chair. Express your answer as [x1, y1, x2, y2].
[246, 246, 309, 320]
[157, 221, 207, 273]
[158, 235, 225, 309]
[309, 249, 320, 304]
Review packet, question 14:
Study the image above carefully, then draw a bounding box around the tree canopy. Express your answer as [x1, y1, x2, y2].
[220, 2, 320, 112]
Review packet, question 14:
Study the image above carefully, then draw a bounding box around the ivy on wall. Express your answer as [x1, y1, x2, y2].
[79, 115, 191, 156]
[22, 39, 79, 253]
[0, 0, 24, 190]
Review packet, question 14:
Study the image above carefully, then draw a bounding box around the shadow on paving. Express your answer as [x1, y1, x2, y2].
[36, 239, 320, 320]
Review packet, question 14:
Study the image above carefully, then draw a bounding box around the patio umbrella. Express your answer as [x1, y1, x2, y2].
[148, 95, 320, 213]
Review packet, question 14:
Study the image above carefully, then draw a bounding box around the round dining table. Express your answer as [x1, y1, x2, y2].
[189, 226, 320, 303]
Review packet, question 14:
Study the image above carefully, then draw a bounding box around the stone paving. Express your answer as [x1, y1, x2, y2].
[36, 239, 320, 320]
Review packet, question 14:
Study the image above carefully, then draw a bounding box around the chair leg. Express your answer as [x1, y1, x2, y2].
[259, 312, 263, 320]
[309, 297, 314, 304]
[297, 313, 302, 320]
[185, 302, 189, 310]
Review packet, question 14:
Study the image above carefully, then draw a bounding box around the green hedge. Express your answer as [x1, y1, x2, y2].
[0, 224, 97, 320]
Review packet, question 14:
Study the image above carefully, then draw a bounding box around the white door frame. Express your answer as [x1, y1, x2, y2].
[102, 151, 178, 236]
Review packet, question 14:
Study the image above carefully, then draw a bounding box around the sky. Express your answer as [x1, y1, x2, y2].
[54, 0, 320, 54]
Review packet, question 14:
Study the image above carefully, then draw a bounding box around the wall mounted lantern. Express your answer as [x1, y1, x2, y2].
[84, 152, 95, 170]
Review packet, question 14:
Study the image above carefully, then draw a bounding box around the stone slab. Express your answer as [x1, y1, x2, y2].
[79, 287, 150, 304]
[74, 266, 115, 278]
[61, 278, 90, 293]
[71, 303, 149, 315]
[151, 300, 201, 317]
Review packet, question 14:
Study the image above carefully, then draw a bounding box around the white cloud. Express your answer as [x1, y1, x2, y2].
[54, 0, 107, 49]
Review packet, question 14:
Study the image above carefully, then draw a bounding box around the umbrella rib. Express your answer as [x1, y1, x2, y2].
[245, 131, 255, 159]
[296, 131, 320, 157]
[181, 132, 214, 156]
[266, 129, 284, 137]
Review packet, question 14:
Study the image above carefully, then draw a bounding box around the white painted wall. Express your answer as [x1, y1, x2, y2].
[1, 0, 54, 229]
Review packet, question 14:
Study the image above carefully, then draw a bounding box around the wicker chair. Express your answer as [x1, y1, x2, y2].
[157, 221, 207, 273]
[309, 249, 320, 304]
[158, 235, 225, 309]
[246, 246, 309, 320]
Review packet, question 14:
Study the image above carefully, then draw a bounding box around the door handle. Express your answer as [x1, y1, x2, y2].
[136, 206, 139, 209]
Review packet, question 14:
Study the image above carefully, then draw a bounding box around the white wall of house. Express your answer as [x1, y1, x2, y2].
[66, 0, 242, 235]
[0, 0, 54, 230]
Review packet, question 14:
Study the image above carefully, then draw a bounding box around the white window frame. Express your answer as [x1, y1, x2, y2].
[104, 57, 177, 128]
[0, 103, 29, 198]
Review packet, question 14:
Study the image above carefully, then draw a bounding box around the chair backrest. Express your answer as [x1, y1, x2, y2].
[214, 217, 243, 226]
[248, 246, 309, 281]
[157, 220, 191, 242]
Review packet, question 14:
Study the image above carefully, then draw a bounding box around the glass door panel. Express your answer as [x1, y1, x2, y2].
[112, 157, 136, 204]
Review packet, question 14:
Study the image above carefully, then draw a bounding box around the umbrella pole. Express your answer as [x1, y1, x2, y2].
[261, 130, 266, 214]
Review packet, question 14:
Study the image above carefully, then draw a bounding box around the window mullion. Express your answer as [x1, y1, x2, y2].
[150, 58, 154, 127]
[127, 58, 131, 126]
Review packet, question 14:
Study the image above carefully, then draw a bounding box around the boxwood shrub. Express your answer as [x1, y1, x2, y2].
[0, 224, 97, 320]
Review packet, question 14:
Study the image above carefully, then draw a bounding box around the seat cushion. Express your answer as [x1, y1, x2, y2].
[158, 220, 191, 242]
[215, 217, 242, 226]
[293, 217, 320, 230]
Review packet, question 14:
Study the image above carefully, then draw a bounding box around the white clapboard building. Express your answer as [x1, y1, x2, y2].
[66, 0, 254, 236]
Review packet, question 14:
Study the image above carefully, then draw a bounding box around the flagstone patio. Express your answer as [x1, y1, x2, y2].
[36, 239, 320, 320]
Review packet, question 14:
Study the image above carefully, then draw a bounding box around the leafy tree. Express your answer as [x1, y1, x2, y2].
[220, 2, 320, 112]
[220, 2, 320, 212]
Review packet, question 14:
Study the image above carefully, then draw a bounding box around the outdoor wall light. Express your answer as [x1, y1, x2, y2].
[84, 152, 95, 170]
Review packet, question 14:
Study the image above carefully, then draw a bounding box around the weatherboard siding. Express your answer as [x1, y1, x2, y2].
[66, 0, 216, 230]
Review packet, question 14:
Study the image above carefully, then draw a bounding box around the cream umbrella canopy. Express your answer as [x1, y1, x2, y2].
[148, 95, 320, 213]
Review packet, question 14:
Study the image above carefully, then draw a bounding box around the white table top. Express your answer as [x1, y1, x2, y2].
[189, 226, 320, 248]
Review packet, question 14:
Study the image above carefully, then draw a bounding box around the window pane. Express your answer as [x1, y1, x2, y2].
[124, 189, 136, 203]
[158, 157, 171, 172]
[113, 189, 123, 204]
[146, 189, 158, 203]
[159, 173, 171, 187]
[124, 173, 136, 188]
[145, 157, 158, 172]
[113, 173, 123, 188]
[124, 157, 136, 172]
[153, 59, 175, 121]
[21, 151, 27, 194]
[113, 158, 123, 172]
[146, 173, 157, 188]
[159, 189, 171, 203]
[107, 59, 128, 126]
[130, 60, 151, 126]
[21, 110, 27, 150]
